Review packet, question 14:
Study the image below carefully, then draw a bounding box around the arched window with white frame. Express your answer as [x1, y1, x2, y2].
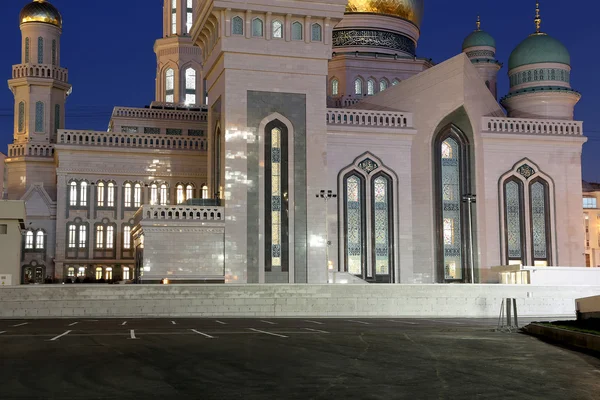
[165, 68, 174, 102]
[232, 16, 244, 35]
[184, 67, 196, 105]
[272, 20, 283, 38]
[331, 78, 339, 96]
[124, 183, 132, 208]
[291, 21, 303, 40]
[354, 78, 363, 95]
[176, 184, 185, 204]
[97, 182, 105, 207]
[25, 231, 34, 249]
[367, 79, 375, 95]
[80, 182, 88, 207]
[36, 231, 44, 249]
[186, 184, 194, 200]
[134, 183, 142, 207]
[150, 184, 158, 205]
[160, 184, 168, 205]
[252, 18, 263, 37]
[107, 182, 115, 207]
[202, 185, 208, 199]
[69, 181, 78, 206]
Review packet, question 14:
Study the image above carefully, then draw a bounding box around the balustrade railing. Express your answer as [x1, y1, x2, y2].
[326, 108, 413, 128]
[112, 106, 207, 122]
[58, 130, 207, 151]
[8, 143, 55, 158]
[482, 117, 583, 136]
[137, 205, 225, 222]
[12, 64, 68, 83]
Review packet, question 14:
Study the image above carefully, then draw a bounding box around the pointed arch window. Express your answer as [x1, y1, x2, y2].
[184, 68, 196, 105]
[504, 179, 525, 266]
[530, 179, 551, 266]
[25, 231, 34, 249]
[25, 37, 30, 63]
[18, 102, 25, 132]
[354, 78, 362, 95]
[176, 184, 185, 204]
[272, 20, 283, 38]
[202, 185, 208, 199]
[232, 16, 244, 35]
[311, 23, 322, 41]
[252, 18, 263, 37]
[331, 79, 339, 96]
[367, 79, 375, 95]
[186, 184, 194, 200]
[35, 101, 44, 132]
[165, 69, 175, 103]
[160, 184, 168, 205]
[37, 37, 43, 64]
[36, 231, 44, 249]
[372, 174, 392, 275]
[392, 79, 400, 86]
[291, 22, 303, 40]
[379, 80, 388, 92]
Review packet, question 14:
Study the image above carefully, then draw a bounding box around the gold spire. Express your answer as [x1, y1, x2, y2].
[476, 15, 481, 31]
[534, 1, 542, 33]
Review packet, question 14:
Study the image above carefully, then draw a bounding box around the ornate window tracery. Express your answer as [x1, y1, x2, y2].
[18, 102, 25, 132]
[232, 16, 244, 35]
[37, 37, 43, 64]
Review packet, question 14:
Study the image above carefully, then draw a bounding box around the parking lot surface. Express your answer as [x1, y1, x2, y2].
[1, 317, 599, 399]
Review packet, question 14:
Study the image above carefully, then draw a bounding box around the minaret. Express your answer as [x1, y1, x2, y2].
[5, 0, 71, 200]
[501, 2, 580, 120]
[462, 16, 502, 99]
[154, 0, 203, 105]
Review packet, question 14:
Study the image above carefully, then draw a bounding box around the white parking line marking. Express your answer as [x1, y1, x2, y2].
[249, 328, 288, 338]
[304, 320, 324, 325]
[260, 320, 276, 325]
[0, 331, 5, 335]
[48, 330, 71, 342]
[347, 320, 370, 325]
[387, 320, 418, 325]
[121, 321, 127, 326]
[129, 330, 138, 340]
[191, 329, 215, 339]
[215, 320, 227, 325]
[68, 322, 79, 327]
[304, 328, 329, 334]
[171, 321, 177, 325]
[11, 323, 29, 327]
[427, 319, 462, 325]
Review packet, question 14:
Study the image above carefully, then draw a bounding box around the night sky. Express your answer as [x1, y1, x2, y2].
[1, 1, 598, 181]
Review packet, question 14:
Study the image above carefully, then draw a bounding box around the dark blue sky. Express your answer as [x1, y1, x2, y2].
[1, 1, 598, 181]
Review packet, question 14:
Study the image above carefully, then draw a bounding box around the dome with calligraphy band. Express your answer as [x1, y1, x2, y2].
[345, 0, 424, 28]
[20, 0, 62, 29]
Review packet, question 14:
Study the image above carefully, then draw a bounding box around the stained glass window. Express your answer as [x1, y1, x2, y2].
[505, 180, 523, 263]
[252, 18, 263, 37]
[367, 79, 375, 95]
[165, 69, 174, 102]
[272, 20, 283, 38]
[354, 78, 362, 95]
[25, 38, 30, 63]
[18, 102, 25, 132]
[38, 37, 43, 64]
[52, 40, 56, 66]
[332, 79, 339, 96]
[379, 80, 388, 92]
[271, 128, 282, 267]
[232, 16, 244, 35]
[311, 23, 322, 41]
[346, 175, 363, 275]
[291, 22, 303, 40]
[35, 101, 44, 132]
[54, 104, 60, 133]
[531, 181, 548, 262]
[373, 175, 390, 275]
[441, 138, 462, 280]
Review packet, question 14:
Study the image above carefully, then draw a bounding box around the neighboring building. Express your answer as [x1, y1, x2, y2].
[0, 201, 26, 285]
[583, 181, 600, 267]
[0, 152, 5, 198]
[3, 0, 587, 284]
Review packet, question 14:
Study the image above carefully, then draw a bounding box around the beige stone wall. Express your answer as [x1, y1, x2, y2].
[0, 201, 25, 285]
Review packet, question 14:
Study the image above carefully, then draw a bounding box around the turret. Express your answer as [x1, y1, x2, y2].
[462, 16, 501, 99]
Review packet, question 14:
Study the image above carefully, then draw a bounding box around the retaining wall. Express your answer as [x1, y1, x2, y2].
[1, 284, 599, 319]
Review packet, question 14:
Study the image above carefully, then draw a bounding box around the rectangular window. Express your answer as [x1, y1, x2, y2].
[54, 104, 60, 133]
[172, 0, 177, 35]
[68, 225, 77, 248]
[186, 0, 193, 34]
[79, 225, 87, 248]
[166, 128, 183, 136]
[583, 197, 597, 209]
[188, 129, 204, 137]
[144, 127, 161, 134]
[160, 185, 168, 205]
[18, 102, 25, 132]
[35, 102, 44, 132]
[52, 40, 56, 66]
[106, 226, 114, 249]
[0, 225, 7, 235]
[123, 267, 130, 280]
[123, 226, 131, 249]
[150, 185, 158, 205]
[77, 267, 86, 277]
[121, 126, 139, 133]
[96, 226, 104, 248]
[25, 37, 30, 63]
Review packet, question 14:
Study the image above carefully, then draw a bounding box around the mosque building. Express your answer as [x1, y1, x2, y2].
[3, 0, 585, 284]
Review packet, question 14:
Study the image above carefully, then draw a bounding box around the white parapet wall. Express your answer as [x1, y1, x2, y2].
[524, 267, 600, 286]
[1, 284, 600, 318]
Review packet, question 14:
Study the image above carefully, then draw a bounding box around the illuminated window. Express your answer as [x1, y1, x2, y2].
[272, 20, 283, 38]
[176, 184, 185, 204]
[185, 68, 196, 105]
[134, 184, 142, 207]
[106, 226, 114, 249]
[252, 18, 263, 37]
[123, 226, 131, 249]
[79, 225, 87, 248]
[106, 267, 113, 280]
[186, 0, 193, 34]
[68, 225, 76, 248]
[354, 78, 362, 95]
[25, 231, 34, 249]
[95, 267, 103, 280]
[186, 184, 194, 200]
[35, 101, 44, 132]
[345, 174, 363, 275]
[96, 226, 104, 248]
[331, 79, 339, 96]
[36, 231, 44, 249]
[97, 182, 105, 207]
[123, 267, 130, 280]
[67, 267, 75, 277]
[379, 80, 388, 92]
[150, 184, 158, 205]
[18, 102, 25, 132]
[166, 69, 174, 102]
[77, 267, 86, 277]
[79, 182, 88, 206]
[160, 184, 168, 205]
[202, 185, 208, 199]
[291, 22, 302, 40]
[583, 197, 597, 209]
[367, 79, 375, 95]
[311, 23, 322, 41]
[37, 37, 43, 63]
[441, 141, 452, 159]
[232, 16, 244, 35]
[69, 182, 78, 206]
[171, 0, 177, 35]
[124, 183, 132, 208]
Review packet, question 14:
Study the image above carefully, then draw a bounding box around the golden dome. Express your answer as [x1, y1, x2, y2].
[346, 0, 424, 27]
[20, 0, 62, 28]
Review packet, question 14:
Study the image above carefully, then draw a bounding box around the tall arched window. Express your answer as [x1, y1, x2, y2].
[202, 185, 208, 199]
[176, 184, 185, 204]
[54, 104, 60, 133]
[35, 101, 44, 132]
[252, 18, 263, 37]
[96, 226, 104, 248]
[68, 225, 76, 248]
[311, 23, 322, 41]
[150, 184, 158, 205]
[186, 0, 193, 34]
[331, 79, 339, 96]
[52, 39, 56, 66]
[80, 182, 88, 206]
[214, 127, 221, 199]
[354, 78, 362, 95]
[134, 183, 142, 207]
[25, 231, 34, 249]
[95, 267, 103, 280]
[165, 69, 174, 103]
[265, 122, 289, 271]
[79, 225, 87, 248]
[36, 231, 44, 249]
[372, 174, 392, 276]
[504, 179, 525, 265]
[160, 184, 168, 205]
[186, 184, 194, 200]
[291, 21, 303, 40]
[185, 68, 196, 105]
[171, 0, 177, 35]
[107, 182, 115, 207]
[123, 225, 132, 249]
[69, 181, 78, 206]
[25, 37, 30, 63]
[106, 226, 114, 249]
[367, 79, 375, 95]
[272, 20, 283, 38]
[344, 174, 364, 276]
[97, 182, 105, 207]
[37, 37, 43, 63]
[232, 16, 244, 35]
[124, 183, 132, 208]
[18, 102, 25, 132]
[379, 80, 388, 92]
[530, 179, 551, 266]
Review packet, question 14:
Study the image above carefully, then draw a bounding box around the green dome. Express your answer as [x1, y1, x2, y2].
[462, 30, 496, 50]
[509, 33, 570, 70]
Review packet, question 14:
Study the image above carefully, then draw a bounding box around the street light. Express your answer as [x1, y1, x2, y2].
[316, 190, 337, 283]
[462, 193, 477, 284]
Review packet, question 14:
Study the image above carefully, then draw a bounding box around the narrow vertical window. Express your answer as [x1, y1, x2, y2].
[54, 104, 60, 133]
[271, 128, 282, 268]
[123, 267, 131, 280]
[252, 18, 263, 37]
[124, 183, 132, 208]
[37, 37, 43, 64]
[80, 182, 88, 206]
[345, 174, 364, 275]
[354, 78, 362, 95]
[25, 38, 30, 63]
[291, 22, 303, 40]
[186, 184, 194, 200]
[123, 226, 131, 249]
[440, 137, 462, 281]
[36, 231, 44, 249]
[331, 79, 339, 96]
[25, 231, 34, 249]
[202, 185, 208, 199]
[96, 226, 104, 248]
[272, 20, 283, 38]
[176, 184, 185, 204]
[35, 101, 44, 132]
[232, 16, 244, 35]
[68, 226, 76, 248]
[372, 175, 392, 277]
[106, 226, 114, 249]
[160, 184, 168, 205]
[530, 180, 550, 266]
[165, 69, 175, 103]
[150, 184, 158, 205]
[171, 0, 177, 35]
[18, 102, 25, 132]
[97, 182, 105, 207]
[186, 0, 193, 34]
[504, 179, 525, 265]
[134, 184, 142, 207]
[69, 182, 77, 206]
[185, 68, 196, 105]
[95, 267, 102, 280]
[367, 79, 375, 95]
[379, 80, 388, 92]
[107, 183, 115, 207]
[106, 267, 113, 280]
[52, 40, 56, 66]
[79, 225, 87, 248]
[311, 23, 322, 41]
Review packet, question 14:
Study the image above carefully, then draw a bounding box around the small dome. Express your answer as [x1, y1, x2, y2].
[345, 0, 424, 28]
[462, 30, 496, 50]
[20, 0, 62, 28]
[509, 33, 570, 70]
